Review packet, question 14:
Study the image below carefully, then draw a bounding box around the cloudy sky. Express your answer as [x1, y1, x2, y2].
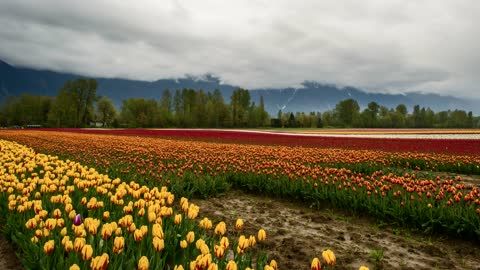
[0, 0, 479, 98]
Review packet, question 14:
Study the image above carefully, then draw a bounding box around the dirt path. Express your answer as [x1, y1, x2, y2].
[194, 190, 480, 270]
[0, 235, 22, 270]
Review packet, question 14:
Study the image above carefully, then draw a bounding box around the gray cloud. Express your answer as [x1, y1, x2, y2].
[0, 0, 479, 99]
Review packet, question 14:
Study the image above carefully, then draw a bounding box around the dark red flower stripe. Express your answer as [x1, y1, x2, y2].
[25, 128, 480, 155]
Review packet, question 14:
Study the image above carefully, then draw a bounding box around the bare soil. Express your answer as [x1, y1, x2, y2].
[0, 235, 22, 270]
[194, 189, 480, 270]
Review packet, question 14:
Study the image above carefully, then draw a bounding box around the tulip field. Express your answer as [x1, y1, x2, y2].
[0, 129, 479, 269]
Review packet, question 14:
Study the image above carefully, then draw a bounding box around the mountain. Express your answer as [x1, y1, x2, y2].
[1, 60, 478, 115]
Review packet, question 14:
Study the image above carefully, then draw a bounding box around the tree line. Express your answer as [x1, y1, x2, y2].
[0, 79, 478, 128]
[0, 79, 269, 128]
[276, 99, 479, 128]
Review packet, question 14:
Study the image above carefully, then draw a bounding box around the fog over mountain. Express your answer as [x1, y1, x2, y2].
[1, 1, 479, 101]
[1, 60, 478, 115]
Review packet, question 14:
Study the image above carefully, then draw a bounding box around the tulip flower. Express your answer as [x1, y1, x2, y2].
[235, 219, 244, 230]
[220, 237, 229, 249]
[174, 214, 182, 225]
[311, 257, 321, 270]
[73, 214, 82, 226]
[81, 244, 93, 261]
[214, 222, 226, 236]
[322, 249, 336, 266]
[248, 235, 256, 247]
[186, 231, 195, 243]
[226, 261, 237, 270]
[258, 229, 267, 241]
[214, 245, 225, 259]
[134, 229, 144, 241]
[90, 253, 109, 270]
[74, 237, 86, 252]
[174, 265, 184, 270]
[180, 240, 188, 249]
[238, 235, 249, 250]
[69, 264, 80, 270]
[43, 240, 54, 254]
[269, 259, 278, 270]
[153, 237, 164, 252]
[359, 266, 369, 270]
[113, 237, 125, 254]
[199, 217, 213, 230]
[152, 223, 164, 238]
[138, 256, 149, 270]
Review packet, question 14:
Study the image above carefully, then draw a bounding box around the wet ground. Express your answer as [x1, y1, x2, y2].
[194, 189, 480, 270]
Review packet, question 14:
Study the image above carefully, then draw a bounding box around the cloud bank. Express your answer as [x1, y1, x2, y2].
[0, 0, 479, 98]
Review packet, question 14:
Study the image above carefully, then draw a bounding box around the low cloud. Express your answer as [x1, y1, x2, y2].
[0, 0, 478, 99]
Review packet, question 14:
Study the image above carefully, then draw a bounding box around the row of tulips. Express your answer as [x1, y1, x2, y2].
[0, 131, 479, 240]
[1, 131, 478, 177]
[31, 128, 480, 155]
[0, 139, 371, 269]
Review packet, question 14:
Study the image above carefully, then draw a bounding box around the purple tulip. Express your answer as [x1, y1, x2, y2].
[73, 214, 82, 226]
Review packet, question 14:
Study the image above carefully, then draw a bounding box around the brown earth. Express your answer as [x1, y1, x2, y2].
[0, 235, 23, 270]
[193, 189, 480, 270]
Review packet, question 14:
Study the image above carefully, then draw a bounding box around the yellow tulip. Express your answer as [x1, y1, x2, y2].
[113, 236, 125, 254]
[45, 218, 56, 230]
[43, 240, 54, 254]
[199, 217, 212, 230]
[140, 225, 148, 236]
[214, 245, 224, 258]
[214, 222, 226, 236]
[311, 257, 321, 270]
[101, 224, 113, 239]
[269, 259, 278, 270]
[200, 243, 209, 255]
[153, 236, 165, 252]
[134, 229, 144, 241]
[138, 256, 149, 270]
[187, 204, 199, 219]
[103, 211, 110, 220]
[359, 266, 369, 270]
[152, 223, 164, 239]
[174, 214, 182, 225]
[25, 218, 37, 229]
[174, 265, 184, 270]
[258, 229, 266, 241]
[81, 244, 93, 261]
[53, 208, 62, 218]
[73, 237, 87, 252]
[220, 237, 229, 249]
[180, 240, 188, 249]
[248, 235, 256, 247]
[69, 264, 80, 270]
[322, 249, 336, 266]
[186, 231, 195, 243]
[226, 260, 237, 270]
[238, 235, 249, 250]
[208, 263, 218, 270]
[138, 208, 145, 217]
[196, 239, 206, 250]
[64, 240, 74, 252]
[235, 219, 244, 230]
[148, 211, 156, 223]
[90, 253, 109, 270]
[57, 218, 65, 228]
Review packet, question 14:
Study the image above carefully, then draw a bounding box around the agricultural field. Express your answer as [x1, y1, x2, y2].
[0, 129, 479, 269]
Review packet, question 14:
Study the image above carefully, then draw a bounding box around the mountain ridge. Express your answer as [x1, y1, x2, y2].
[1, 59, 478, 115]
